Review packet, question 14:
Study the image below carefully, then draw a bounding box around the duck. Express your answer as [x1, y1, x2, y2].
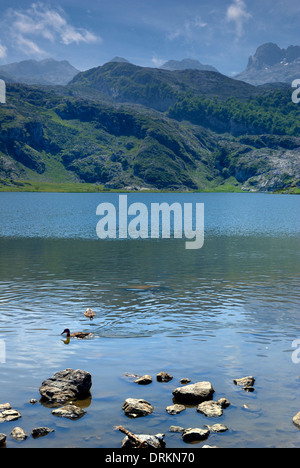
[61, 328, 93, 339]
[84, 308, 95, 320]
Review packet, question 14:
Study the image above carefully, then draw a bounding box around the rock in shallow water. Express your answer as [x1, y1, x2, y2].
[0, 406, 22, 423]
[39, 368, 92, 404]
[0, 433, 7, 446]
[182, 428, 210, 443]
[31, 427, 55, 438]
[122, 433, 165, 448]
[134, 375, 152, 385]
[173, 381, 215, 404]
[293, 411, 300, 428]
[197, 401, 223, 418]
[122, 398, 154, 418]
[166, 404, 186, 415]
[52, 404, 86, 420]
[233, 376, 255, 388]
[11, 427, 28, 441]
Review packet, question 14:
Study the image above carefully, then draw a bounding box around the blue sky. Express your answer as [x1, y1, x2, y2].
[0, 0, 299, 75]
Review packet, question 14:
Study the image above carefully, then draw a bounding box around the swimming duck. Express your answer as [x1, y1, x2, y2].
[84, 308, 95, 320]
[61, 328, 93, 339]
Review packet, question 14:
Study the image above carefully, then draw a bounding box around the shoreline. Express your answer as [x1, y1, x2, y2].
[0, 179, 299, 194]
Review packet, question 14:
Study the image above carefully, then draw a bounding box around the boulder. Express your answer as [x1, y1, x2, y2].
[39, 369, 92, 404]
[173, 381, 215, 404]
[122, 433, 165, 448]
[52, 404, 86, 420]
[182, 427, 210, 443]
[197, 401, 223, 418]
[122, 398, 154, 418]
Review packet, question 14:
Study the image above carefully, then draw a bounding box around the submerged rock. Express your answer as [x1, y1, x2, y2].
[52, 404, 86, 420]
[197, 401, 223, 418]
[122, 433, 165, 448]
[39, 368, 92, 404]
[182, 427, 210, 443]
[122, 398, 154, 418]
[173, 381, 215, 404]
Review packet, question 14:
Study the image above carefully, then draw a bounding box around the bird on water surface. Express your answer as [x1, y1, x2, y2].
[61, 329, 93, 339]
[84, 308, 95, 320]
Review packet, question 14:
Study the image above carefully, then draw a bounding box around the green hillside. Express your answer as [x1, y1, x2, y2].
[0, 64, 299, 193]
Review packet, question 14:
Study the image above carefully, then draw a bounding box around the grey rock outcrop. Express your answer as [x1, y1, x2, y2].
[39, 368, 92, 404]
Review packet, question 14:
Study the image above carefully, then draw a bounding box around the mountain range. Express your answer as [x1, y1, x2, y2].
[0, 47, 299, 193]
[235, 43, 300, 85]
[0, 58, 79, 86]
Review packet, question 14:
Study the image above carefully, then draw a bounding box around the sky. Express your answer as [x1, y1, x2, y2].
[0, 0, 299, 76]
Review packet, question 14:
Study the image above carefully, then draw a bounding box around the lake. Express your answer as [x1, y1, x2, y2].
[0, 192, 299, 448]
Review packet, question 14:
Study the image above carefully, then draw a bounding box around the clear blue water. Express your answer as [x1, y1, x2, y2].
[0, 192, 299, 448]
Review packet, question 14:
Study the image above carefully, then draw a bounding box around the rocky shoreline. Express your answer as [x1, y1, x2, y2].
[0, 368, 300, 448]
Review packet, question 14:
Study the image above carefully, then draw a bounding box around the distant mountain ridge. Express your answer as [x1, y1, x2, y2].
[0, 58, 80, 86]
[160, 58, 218, 73]
[235, 43, 300, 85]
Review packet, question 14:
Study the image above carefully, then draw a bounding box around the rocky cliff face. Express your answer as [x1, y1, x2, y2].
[235, 43, 300, 85]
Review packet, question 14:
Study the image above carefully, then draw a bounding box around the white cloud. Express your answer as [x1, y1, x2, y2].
[151, 56, 165, 68]
[227, 0, 251, 37]
[3, 2, 101, 57]
[168, 16, 208, 42]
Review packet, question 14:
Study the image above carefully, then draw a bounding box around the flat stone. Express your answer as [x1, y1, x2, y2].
[52, 404, 86, 420]
[166, 404, 186, 415]
[197, 401, 223, 418]
[11, 427, 28, 441]
[39, 368, 92, 404]
[173, 381, 215, 404]
[134, 375, 152, 385]
[122, 433, 165, 449]
[157, 372, 173, 383]
[31, 427, 55, 438]
[0, 409, 22, 423]
[182, 427, 210, 443]
[122, 398, 154, 418]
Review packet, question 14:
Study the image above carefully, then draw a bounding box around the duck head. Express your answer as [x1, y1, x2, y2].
[61, 328, 71, 337]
